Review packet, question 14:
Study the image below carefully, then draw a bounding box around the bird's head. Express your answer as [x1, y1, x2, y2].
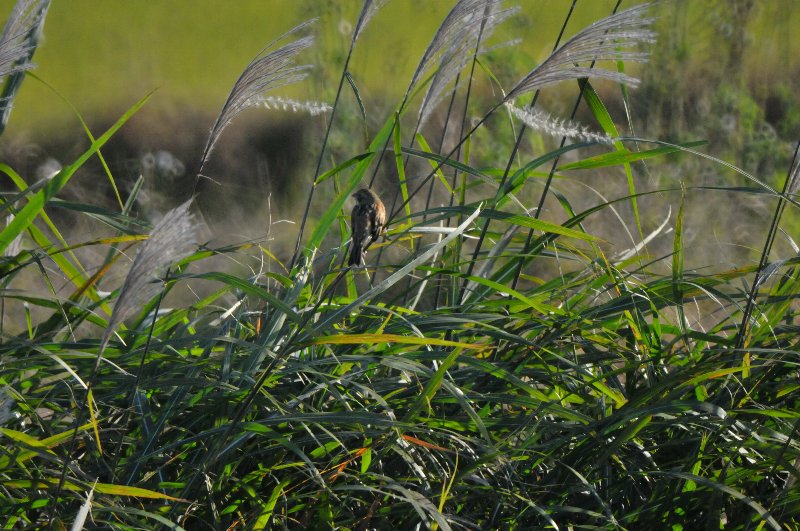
[353, 188, 373, 202]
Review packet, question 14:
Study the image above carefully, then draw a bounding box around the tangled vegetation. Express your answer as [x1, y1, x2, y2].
[1, 1, 799, 529]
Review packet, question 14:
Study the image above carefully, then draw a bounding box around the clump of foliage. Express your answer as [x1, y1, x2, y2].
[1, 1, 799, 529]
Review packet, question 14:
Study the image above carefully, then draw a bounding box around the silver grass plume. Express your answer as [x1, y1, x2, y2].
[249, 95, 330, 116]
[198, 19, 316, 172]
[506, 3, 655, 101]
[408, 0, 492, 97]
[504, 102, 614, 144]
[352, 0, 389, 44]
[419, 0, 518, 126]
[101, 199, 197, 349]
[0, 0, 50, 134]
[0, 0, 48, 79]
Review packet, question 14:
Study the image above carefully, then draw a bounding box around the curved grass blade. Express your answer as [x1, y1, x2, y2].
[0, 90, 153, 254]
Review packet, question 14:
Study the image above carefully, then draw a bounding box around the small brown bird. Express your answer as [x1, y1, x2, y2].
[349, 188, 386, 266]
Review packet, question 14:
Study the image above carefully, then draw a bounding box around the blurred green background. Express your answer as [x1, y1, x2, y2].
[1, 0, 799, 263]
[1, 1, 795, 132]
[3, 1, 634, 131]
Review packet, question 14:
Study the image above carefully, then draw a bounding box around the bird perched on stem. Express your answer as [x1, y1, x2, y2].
[349, 188, 386, 266]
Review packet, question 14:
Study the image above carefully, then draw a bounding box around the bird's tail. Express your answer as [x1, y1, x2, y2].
[348, 243, 363, 266]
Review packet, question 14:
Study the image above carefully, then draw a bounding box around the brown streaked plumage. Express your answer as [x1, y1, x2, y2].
[349, 188, 386, 266]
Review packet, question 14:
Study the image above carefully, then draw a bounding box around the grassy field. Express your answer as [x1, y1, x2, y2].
[4, 1, 798, 134]
[0, 1, 637, 131]
[1, 1, 800, 529]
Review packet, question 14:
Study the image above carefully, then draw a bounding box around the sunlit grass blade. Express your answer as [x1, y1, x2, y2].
[0, 91, 152, 254]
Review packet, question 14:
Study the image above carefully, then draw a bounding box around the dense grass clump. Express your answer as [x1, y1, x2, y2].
[1, 1, 799, 529]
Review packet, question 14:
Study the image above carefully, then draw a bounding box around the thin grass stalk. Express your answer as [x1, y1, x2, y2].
[456, 0, 580, 303]
[366, 0, 501, 190]
[289, 69, 347, 270]
[428, 72, 463, 220]
[734, 140, 800, 351]
[395, 2, 497, 302]
[361, 72, 429, 191]
[510, 81, 586, 291]
[510, 2, 621, 292]
[384, 107, 503, 227]
[421, 1, 503, 215]
[370, 122, 420, 281]
[290, 0, 385, 271]
[431, 75, 464, 309]
[121, 269, 171, 485]
[368, 103, 437, 284]
[422, 38, 488, 310]
[386, 2, 650, 229]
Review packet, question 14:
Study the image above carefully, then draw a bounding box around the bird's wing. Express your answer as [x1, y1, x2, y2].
[368, 204, 380, 241]
[352, 204, 371, 247]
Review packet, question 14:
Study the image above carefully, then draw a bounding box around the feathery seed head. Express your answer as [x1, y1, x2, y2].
[198, 19, 317, 172]
[0, 0, 49, 80]
[504, 102, 615, 144]
[507, 3, 655, 100]
[352, 0, 389, 44]
[104, 199, 198, 343]
[418, 0, 519, 126]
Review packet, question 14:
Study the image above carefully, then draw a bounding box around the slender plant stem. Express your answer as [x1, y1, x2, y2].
[734, 140, 800, 350]
[510, 0, 620, 292]
[290, 46, 357, 272]
[458, 0, 581, 302]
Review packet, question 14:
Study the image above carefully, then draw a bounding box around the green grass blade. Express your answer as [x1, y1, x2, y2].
[0, 90, 153, 254]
